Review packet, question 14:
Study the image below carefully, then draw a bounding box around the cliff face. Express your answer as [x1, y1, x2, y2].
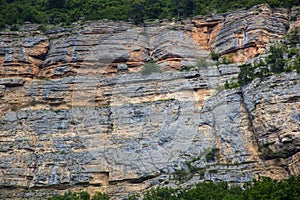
[0, 4, 299, 199]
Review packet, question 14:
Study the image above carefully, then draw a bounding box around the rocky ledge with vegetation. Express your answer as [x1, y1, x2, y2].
[0, 2, 299, 200]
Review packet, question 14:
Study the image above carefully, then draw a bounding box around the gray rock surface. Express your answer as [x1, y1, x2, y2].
[0, 4, 299, 200]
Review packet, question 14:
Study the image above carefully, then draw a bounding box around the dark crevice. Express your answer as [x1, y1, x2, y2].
[109, 174, 159, 185]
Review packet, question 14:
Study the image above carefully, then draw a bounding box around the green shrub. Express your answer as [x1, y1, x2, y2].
[266, 43, 286, 74]
[173, 169, 192, 183]
[237, 64, 255, 86]
[221, 54, 233, 64]
[47, 175, 300, 200]
[48, 191, 80, 200]
[10, 25, 19, 31]
[37, 25, 48, 32]
[143, 175, 300, 200]
[143, 187, 178, 200]
[224, 77, 240, 89]
[235, 39, 299, 87]
[180, 65, 196, 71]
[141, 60, 161, 75]
[128, 193, 139, 200]
[196, 58, 208, 68]
[0, 21, 5, 30]
[293, 53, 300, 72]
[210, 51, 219, 61]
[79, 191, 90, 200]
[205, 147, 220, 162]
[91, 192, 109, 200]
[48, 191, 109, 200]
[286, 27, 300, 47]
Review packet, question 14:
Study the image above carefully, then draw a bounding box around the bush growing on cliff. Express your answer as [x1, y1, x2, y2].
[141, 60, 161, 75]
[286, 27, 300, 48]
[237, 64, 255, 86]
[205, 147, 220, 162]
[79, 191, 90, 200]
[91, 192, 110, 200]
[230, 36, 299, 88]
[210, 51, 220, 61]
[266, 43, 286, 74]
[196, 58, 209, 69]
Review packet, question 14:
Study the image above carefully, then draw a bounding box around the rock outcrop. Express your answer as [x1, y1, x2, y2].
[215, 4, 289, 63]
[0, 4, 299, 200]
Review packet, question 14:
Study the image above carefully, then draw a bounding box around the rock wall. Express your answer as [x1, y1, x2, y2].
[215, 4, 289, 63]
[0, 4, 299, 200]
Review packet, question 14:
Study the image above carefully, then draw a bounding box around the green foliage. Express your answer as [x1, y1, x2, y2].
[79, 191, 90, 200]
[224, 77, 240, 89]
[48, 191, 80, 200]
[205, 147, 220, 162]
[91, 192, 109, 200]
[143, 175, 300, 200]
[221, 54, 233, 65]
[210, 51, 220, 61]
[47, 0, 65, 9]
[0, 1, 299, 26]
[143, 187, 179, 200]
[288, 48, 298, 58]
[266, 43, 286, 73]
[37, 25, 47, 32]
[129, 1, 145, 25]
[128, 193, 139, 200]
[238, 64, 255, 86]
[233, 35, 299, 88]
[173, 169, 192, 183]
[173, 153, 209, 183]
[180, 58, 210, 71]
[292, 53, 300, 73]
[286, 27, 300, 47]
[10, 25, 19, 31]
[180, 65, 196, 71]
[141, 60, 161, 75]
[48, 176, 300, 200]
[196, 58, 208, 69]
[48, 191, 109, 200]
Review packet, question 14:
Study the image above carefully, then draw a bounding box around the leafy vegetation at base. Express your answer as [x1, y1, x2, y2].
[48, 191, 109, 200]
[144, 175, 300, 200]
[48, 175, 300, 200]
[0, 0, 299, 28]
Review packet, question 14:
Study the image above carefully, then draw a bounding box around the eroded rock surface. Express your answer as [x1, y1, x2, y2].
[0, 4, 299, 200]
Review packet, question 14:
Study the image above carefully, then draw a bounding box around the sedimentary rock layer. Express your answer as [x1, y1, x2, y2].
[0, 4, 299, 200]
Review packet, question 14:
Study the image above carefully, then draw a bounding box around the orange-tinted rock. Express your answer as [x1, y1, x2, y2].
[0, 36, 49, 77]
[0, 5, 299, 200]
[215, 4, 288, 63]
[192, 19, 223, 50]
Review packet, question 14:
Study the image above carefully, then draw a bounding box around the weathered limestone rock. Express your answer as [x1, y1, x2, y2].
[0, 69, 299, 199]
[0, 36, 49, 77]
[0, 4, 299, 200]
[0, 5, 291, 79]
[215, 4, 288, 63]
[242, 73, 300, 179]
